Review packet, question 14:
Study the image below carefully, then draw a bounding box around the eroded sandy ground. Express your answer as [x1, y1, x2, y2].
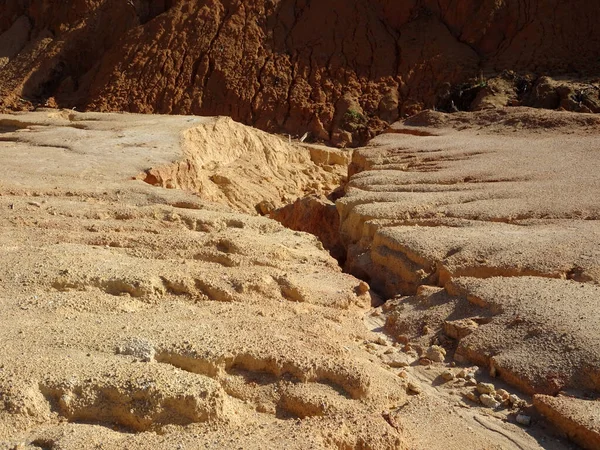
[338, 108, 600, 449]
[0, 108, 598, 449]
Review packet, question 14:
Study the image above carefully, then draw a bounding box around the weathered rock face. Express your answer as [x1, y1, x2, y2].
[138, 116, 349, 215]
[533, 395, 600, 450]
[270, 195, 346, 263]
[2, 109, 595, 450]
[336, 106, 600, 415]
[1, 0, 599, 145]
[0, 110, 405, 449]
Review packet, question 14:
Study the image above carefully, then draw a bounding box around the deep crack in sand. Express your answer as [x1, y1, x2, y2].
[1, 109, 598, 449]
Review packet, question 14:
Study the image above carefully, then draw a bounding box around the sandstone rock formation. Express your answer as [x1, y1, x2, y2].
[0, 111, 404, 449]
[534, 395, 600, 449]
[1, 109, 587, 449]
[335, 107, 600, 447]
[1, 1, 599, 145]
[340, 108, 600, 296]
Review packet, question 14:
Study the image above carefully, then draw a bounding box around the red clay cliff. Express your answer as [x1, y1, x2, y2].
[1, 0, 599, 145]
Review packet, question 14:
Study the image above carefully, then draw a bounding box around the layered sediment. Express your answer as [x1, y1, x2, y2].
[3, 109, 595, 449]
[0, 111, 405, 449]
[333, 107, 600, 448]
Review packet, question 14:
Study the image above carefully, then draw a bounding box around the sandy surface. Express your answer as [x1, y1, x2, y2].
[0, 111, 404, 449]
[336, 107, 600, 448]
[0, 108, 594, 449]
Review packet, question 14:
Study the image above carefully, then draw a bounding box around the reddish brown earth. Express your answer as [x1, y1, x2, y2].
[1, 0, 600, 145]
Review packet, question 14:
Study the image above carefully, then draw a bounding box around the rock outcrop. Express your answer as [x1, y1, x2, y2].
[533, 395, 600, 450]
[0, 111, 406, 449]
[337, 107, 600, 408]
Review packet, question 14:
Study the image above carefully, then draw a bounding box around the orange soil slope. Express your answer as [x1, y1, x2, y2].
[1, 0, 599, 145]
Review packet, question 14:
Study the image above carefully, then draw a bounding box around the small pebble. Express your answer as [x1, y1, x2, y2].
[407, 382, 422, 394]
[495, 389, 509, 403]
[477, 382, 495, 395]
[441, 370, 455, 381]
[516, 414, 531, 426]
[425, 345, 446, 362]
[357, 281, 370, 294]
[375, 336, 388, 346]
[496, 388, 509, 398]
[465, 391, 479, 403]
[480, 394, 501, 409]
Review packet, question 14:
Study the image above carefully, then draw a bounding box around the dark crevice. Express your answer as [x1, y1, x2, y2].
[142, 0, 176, 25]
[30, 439, 55, 450]
[269, 186, 348, 266]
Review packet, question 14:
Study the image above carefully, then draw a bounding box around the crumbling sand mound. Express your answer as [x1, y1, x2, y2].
[139, 116, 349, 214]
[1, 1, 599, 145]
